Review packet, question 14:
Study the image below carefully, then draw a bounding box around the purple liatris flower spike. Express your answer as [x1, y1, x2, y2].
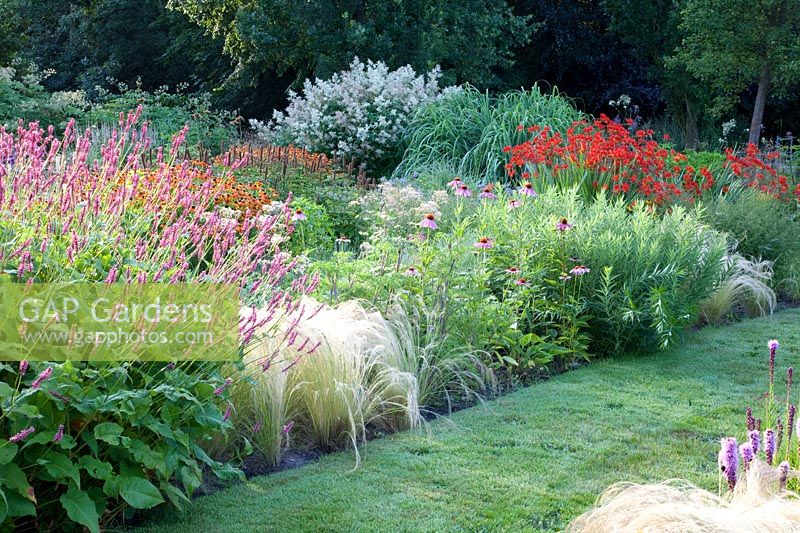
[769, 340, 779, 388]
[789, 405, 796, 444]
[739, 442, 754, 471]
[765, 429, 776, 465]
[777, 418, 784, 452]
[748, 429, 761, 454]
[779, 461, 790, 490]
[718, 437, 738, 490]
[53, 424, 65, 443]
[19, 360, 28, 376]
[31, 367, 52, 389]
[757, 418, 762, 432]
[746, 406, 754, 431]
[9, 426, 35, 443]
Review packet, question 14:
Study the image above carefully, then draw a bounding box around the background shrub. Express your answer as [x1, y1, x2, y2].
[251, 58, 450, 176]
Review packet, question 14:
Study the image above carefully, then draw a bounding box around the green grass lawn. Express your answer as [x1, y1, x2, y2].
[137, 310, 800, 532]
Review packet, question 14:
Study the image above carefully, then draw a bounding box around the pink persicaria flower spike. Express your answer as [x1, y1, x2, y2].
[508, 199, 521, 209]
[505, 267, 521, 275]
[281, 421, 294, 435]
[515, 278, 528, 286]
[420, 213, 437, 229]
[447, 176, 463, 189]
[473, 237, 493, 249]
[479, 186, 496, 200]
[9, 426, 35, 443]
[291, 209, 307, 221]
[570, 265, 591, 276]
[19, 360, 28, 376]
[455, 184, 472, 197]
[403, 266, 422, 277]
[31, 367, 52, 389]
[53, 424, 65, 443]
[556, 217, 573, 231]
[519, 181, 538, 197]
[718, 437, 738, 490]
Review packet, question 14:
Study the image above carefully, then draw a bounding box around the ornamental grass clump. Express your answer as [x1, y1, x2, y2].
[0, 109, 318, 531]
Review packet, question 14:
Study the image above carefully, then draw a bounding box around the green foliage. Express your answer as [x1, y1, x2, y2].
[394, 86, 583, 183]
[171, 0, 532, 88]
[288, 197, 335, 257]
[86, 85, 237, 152]
[676, 0, 800, 117]
[709, 190, 800, 299]
[313, 188, 727, 376]
[0, 64, 87, 129]
[0, 360, 241, 531]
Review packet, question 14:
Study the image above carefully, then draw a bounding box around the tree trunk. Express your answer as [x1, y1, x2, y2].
[684, 97, 699, 150]
[748, 62, 771, 146]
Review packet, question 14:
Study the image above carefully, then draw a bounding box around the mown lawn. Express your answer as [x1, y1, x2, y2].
[138, 310, 800, 532]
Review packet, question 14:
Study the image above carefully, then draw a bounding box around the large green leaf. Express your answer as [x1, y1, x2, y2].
[118, 476, 164, 509]
[38, 451, 81, 488]
[6, 490, 35, 518]
[0, 443, 17, 465]
[79, 456, 114, 481]
[0, 487, 7, 523]
[93, 422, 124, 445]
[59, 486, 100, 533]
[0, 462, 30, 494]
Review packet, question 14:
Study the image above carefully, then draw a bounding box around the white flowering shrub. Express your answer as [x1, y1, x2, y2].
[250, 58, 454, 174]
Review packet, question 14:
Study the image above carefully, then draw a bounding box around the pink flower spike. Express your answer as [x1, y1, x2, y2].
[281, 421, 294, 435]
[31, 367, 52, 389]
[9, 426, 35, 443]
[53, 424, 65, 443]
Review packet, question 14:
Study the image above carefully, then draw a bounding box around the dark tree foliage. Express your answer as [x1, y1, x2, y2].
[4, 0, 800, 141]
[170, 0, 533, 88]
[16, 1, 231, 96]
[506, 0, 660, 116]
